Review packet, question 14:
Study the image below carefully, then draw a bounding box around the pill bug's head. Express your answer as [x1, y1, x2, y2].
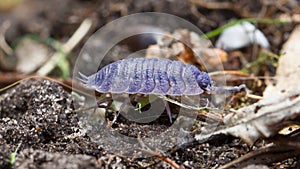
[196, 72, 212, 92]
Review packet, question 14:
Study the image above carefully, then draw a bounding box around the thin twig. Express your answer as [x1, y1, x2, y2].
[189, 0, 254, 18]
[137, 135, 180, 169]
[37, 18, 92, 76]
[158, 95, 219, 111]
[219, 142, 300, 169]
[246, 93, 263, 100]
[0, 20, 13, 55]
[0, 75, 97, 100]
[209, 70, 251, 77]
[190, 4, 216, 27]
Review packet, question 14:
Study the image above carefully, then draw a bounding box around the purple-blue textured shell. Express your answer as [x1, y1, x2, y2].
[78, 58, 212, 96]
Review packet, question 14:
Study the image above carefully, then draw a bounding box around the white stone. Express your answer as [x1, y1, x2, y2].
[216, 21, 270, 50]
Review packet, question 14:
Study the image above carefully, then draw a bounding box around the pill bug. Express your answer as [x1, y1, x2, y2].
[78, 58, 212, 96]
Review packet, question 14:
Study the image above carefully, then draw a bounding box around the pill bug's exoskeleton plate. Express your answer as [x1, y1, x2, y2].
[78, 58, 212, 96]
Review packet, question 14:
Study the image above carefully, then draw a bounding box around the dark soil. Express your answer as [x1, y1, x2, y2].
[0, 79, 103, 168]
[0, 0, 299, 168]
[0, 79, 296, 168]
[0, 79, 252, 168]
[0, 79, 246, 168]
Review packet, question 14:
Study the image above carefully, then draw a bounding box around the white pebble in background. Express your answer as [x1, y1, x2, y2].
[215, 21, 270, 50]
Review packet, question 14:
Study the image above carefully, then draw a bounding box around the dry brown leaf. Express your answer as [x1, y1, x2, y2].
[146, 29, 226, 71]
[195, 25, 300, 145]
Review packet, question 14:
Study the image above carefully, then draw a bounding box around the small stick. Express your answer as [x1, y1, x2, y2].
[137, 135, 180, 169]
[209, 70, 251, 77]
[158, 95, 219, 111]
[37, 18, 92, 76]
[0, 20, 13, 55]
[246, 93, 263, 100]
[0, 75, 96, 100]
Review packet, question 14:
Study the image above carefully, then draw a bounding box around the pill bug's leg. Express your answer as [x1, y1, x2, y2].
[112, 95, 135, 123]
[96, 97, 114, 111]
[182, 96, 198, 107]
[182, 96, 210, 108]
[117, 99, 128, 116]
[73, 96, 114, 113]
[163, 99, 173, 123]
[96, 96, 122, 126]
[87, 97, 115, 124]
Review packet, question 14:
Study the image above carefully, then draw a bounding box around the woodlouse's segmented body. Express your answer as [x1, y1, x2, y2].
[78, 58, 212, 96]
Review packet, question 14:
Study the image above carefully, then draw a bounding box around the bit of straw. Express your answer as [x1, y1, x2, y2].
[246, 93, 263, 100]
[0, 21, 13, 55]
[37, 18, 92, 76]
[137, 135, 180, 169]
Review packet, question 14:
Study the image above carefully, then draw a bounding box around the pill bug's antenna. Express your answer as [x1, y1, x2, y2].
[211, 84, 247, 101]
[77, 72, 89, 84]
[214, 84, 247, 93]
